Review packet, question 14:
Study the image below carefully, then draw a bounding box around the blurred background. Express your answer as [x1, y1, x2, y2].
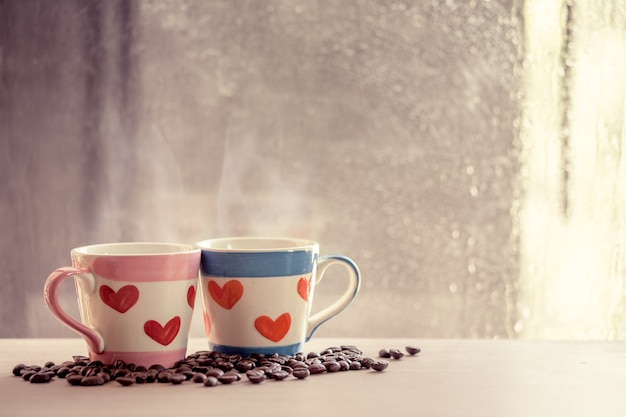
[1, 0, 625, 341]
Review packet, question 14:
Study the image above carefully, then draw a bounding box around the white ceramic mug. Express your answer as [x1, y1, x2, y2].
[196, 237, 361, 356]
[44, 242, 200, 367]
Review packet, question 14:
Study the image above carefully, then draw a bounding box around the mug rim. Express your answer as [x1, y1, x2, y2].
[71, 242, 200, 256]
[195, 236, 319, 252]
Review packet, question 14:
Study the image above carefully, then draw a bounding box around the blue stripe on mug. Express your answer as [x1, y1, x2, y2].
[209, 342, 303, 356]
[200, 250, 317, 277]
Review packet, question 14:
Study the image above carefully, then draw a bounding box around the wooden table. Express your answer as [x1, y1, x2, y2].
[1, 338, 625, 416]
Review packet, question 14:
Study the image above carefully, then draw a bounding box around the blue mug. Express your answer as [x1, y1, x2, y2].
[196, 237, 361, 356]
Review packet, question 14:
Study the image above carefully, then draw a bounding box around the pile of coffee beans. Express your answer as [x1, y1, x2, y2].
[12, 345, 420, 387]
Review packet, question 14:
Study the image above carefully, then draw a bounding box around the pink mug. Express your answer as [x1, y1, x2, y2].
[44, 242, 200, 367]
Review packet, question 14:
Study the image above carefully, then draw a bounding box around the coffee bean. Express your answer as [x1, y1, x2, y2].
[235, 359, 256, 373]
[280, 365, 293, 375]
[406, 346, 421, 355]
[175, 367, 194, 380]
[203, 376, 219, 387]
[40, 370, 57, 378]
[133, 372, 148, 384]
[290, 361, 308, 370]
[66, 374, 84, 386]
[46, 364, 62, 373]
[70, 366, 83, 375]
[111, 368, 130, 379]
[81, 375, 106, 386]
[115, 377, 136, 386]
[371, 360, 389, 372]
[308, 363, 327, 374]
[361, 357, 376, 369]
[270, 370, 290, 381]
[87, 360, 104, 368]
[228, 354, 243, 363]
[224, 370, 242, 381]
[292, 367, 310, 379]
[341, 345, 362, 354]
[323, 361, 341, 372]
[192, 373, 208, 384]
[246, 370, 266, 384]
[97, 372, 111, 382]
[169, 374, 186, 385]
[149, 364, 165, 372]
[145, 369, 159, 383]
[205, 368, 224, 378]
[389, 349, 405, 360]
[72, 356, 89, 365]
[12, 364, 26, 377]
[21, 370, 37, 381]
[56, 366, 71, 378]
[12, 343, 420, 388]
[260, 364, 281, 377]
[215, 360, 234, 372]
[157, 370, 173, 383]
[30, 372, 52, 383]
[349, 361, 362, 370]
[217, 373, 238, 384]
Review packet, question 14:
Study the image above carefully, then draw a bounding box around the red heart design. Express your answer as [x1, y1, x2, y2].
[297, 276, 312, 301]
[187, 285, 196, 309]
[203, 311, 211, 337]
[144, 317, 181, 346]
[99, 285, 139, 313]
[208, 280, 243, 310]
[254, 313, 291, 342]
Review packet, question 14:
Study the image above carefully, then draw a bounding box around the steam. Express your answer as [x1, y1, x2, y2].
[215, 104, 311, 239]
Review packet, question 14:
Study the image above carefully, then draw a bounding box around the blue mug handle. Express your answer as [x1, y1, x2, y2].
[305, 255, 361, 341]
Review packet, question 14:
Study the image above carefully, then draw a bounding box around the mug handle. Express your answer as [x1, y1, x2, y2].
[306, 255, 361, 341]
[43, 267, 105, 354]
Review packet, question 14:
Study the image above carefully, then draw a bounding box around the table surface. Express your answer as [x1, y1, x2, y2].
[1, 338, 625, 417]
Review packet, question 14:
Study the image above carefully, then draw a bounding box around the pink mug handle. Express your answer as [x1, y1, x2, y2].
[44, 267, 105, 354]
